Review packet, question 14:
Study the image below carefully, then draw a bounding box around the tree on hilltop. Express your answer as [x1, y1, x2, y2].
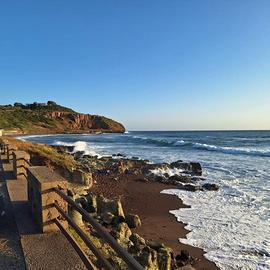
[47, 101, 57, 106]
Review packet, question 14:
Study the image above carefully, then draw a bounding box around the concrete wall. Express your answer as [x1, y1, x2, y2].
[12, 150, 29, 178]
[27, 166, 68, 233]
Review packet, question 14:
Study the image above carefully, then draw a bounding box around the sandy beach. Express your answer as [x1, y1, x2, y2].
[92, 173, 218, 270]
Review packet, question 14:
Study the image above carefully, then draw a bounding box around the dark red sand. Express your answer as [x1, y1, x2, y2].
[92, 174, 218, 270]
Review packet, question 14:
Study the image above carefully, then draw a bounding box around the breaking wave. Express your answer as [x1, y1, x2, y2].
[53, 140, 102, 157]
[192, 143, 270, 157]
[129, 136, 270, 157]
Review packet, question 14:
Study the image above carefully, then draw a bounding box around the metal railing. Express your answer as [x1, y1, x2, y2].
[0, 141, 144, 270]
[54, 188, 144, 270]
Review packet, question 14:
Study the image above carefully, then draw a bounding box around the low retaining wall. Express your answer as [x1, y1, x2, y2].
[12, 150, 30, 178]
[27, 166, 68, 233]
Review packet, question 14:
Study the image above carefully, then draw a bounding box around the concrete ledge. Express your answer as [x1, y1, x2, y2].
[27, 166, 68, 233]
[12, 151, 30, 179]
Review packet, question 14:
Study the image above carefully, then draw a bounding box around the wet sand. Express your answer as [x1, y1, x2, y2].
[92, 173, 218, 270]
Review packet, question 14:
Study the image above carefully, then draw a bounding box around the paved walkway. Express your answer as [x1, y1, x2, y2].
[0, 160, 26, 270]
[0, 153, 87, 270]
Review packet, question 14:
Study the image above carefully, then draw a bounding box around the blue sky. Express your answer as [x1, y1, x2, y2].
[0, 1, 269, 130]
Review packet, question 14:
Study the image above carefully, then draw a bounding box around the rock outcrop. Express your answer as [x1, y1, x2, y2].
[0, 101, 125, 134]
[46, 111, 125, 133]
[70, 191, 196, 270]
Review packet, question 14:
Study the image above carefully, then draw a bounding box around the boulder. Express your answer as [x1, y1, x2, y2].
[111, 215, 125, 226]
[111, 222, 132, 248]
[75, 196, 88, 211]
[129, 233, 146, 250]
[202, 183, 219, 191]
[97, 195, 125, 218]
[67, 189, 75, 198]
[85, 192, 97, 213]
[69, 203, 84, 227]
[178, 266, 196, 270]
[146, 241, 165, 251]
[73, 151, 85, 160]
[137, 246, 158, 270]
[126, 214, 142, 229]
[169, 161, 202, 176]
[72, 170, 93, 187]
[190, 162, 202, 175]
[100, 212, 114, 225]
[183, 184, 200, 192]
[169, 175, 192, 184]
[175, 250, 192, 267]
[169, 161, 190, 171]
[157, 247, 173, 270]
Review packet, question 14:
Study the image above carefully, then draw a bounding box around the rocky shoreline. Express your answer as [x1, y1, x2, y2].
[55, 145, 219, 192]
[53, 144, 219, 269]
[2, 137, 218, 269]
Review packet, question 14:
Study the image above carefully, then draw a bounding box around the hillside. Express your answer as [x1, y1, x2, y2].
[0, 101, 125, 134]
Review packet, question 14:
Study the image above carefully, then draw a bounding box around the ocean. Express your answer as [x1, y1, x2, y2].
[18, 130, 270, 270]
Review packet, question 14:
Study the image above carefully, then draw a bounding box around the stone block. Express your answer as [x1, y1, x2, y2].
[12, 150, 30, 179]
[27, 166, 68, 233]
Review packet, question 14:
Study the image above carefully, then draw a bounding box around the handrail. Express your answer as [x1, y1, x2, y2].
[54, 218, 97, 270]
[54, 188, 144, 270]
[54, 203, 114, 270]
[0, 142, 144, 270]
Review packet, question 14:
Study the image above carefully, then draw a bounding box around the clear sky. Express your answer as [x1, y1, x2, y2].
[0, 1, 270, 131]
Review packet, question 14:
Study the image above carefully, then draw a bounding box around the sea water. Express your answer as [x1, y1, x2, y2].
[18, 131, 270, 270]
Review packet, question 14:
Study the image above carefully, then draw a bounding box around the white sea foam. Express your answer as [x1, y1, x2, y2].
[173, 140, 188, 146]
[161, 189, 270, 270]
[53, 140, 102, 158]
[16, 134, 56, 141]
[149, 167, 184, 177]
[192, 143, 270, 157]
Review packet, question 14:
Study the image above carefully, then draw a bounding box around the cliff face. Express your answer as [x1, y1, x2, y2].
[0, 102, 125, 134]
[46, 112, 125, 133]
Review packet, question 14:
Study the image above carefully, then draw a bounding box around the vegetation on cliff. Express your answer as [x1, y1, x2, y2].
[0, 101, 125, 134]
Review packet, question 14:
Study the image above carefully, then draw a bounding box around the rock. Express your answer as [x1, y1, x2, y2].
[126, 214, 142, 229]
[169, 174, 192, 183]
[183, 184, 200, 192]
[169, 161, 190, 170]
[129, 233, 146, 249]
[202, 183, 219, 191]
[135, 177, 149, 183]
[146, 241, 165, 251]
[151, 175, 166, 183]
[157, 247, 173, 270]
[85, 192, 97, 213]
[175, 250, 192, 267]
[169, 160, 202, 176]
[75, 196, 88, 211]
[97, 195, 125, 217]
[72, 170, 93, 187]
[100, 212, 114, 225]
[73, 151, 85, 160]
[69, 203, 84, 227]
[67, 189, 75, 198]
[111, 215, 125, 226]
[190, 162, 202, 176]
[111, 222, 132, 248]
[177, 266, 196, 270]
[137, 246, 158, 270]
[113, 153, 125, 157]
